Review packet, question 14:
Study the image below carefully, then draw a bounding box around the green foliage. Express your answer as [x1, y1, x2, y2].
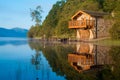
[28, 5, 43, 38]
[30, 5, 43, 26]
[27, 25, 43, 38]
[39, 0, 66, 38]
[110, 22, 120, 39]
[80, 0, 100, 11]
[28, 0, 102, 38]
[109, 0, 120, 39]
[97, 0, 104, 8]
[27, 26, 36, 38]
[103, 0, 116, 13]
[28, 0, 120, 39]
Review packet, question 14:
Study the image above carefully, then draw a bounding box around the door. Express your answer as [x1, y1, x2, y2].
[80, 29, 90, 40]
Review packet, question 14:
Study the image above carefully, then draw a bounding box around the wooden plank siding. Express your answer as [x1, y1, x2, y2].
[69, 20, 95, 29]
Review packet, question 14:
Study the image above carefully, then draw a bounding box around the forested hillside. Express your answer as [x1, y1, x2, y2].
[28, 0, 120, 39]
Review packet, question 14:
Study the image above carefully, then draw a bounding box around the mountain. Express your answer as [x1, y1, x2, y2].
[0, 27, 28, 37]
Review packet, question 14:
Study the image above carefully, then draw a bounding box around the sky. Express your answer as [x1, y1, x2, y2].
[0, 0, 58, 29]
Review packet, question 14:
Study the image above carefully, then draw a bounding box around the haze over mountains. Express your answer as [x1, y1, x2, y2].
[0, 27, 28, 37]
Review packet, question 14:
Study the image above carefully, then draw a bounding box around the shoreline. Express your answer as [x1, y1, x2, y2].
[31, 37, 111, 42]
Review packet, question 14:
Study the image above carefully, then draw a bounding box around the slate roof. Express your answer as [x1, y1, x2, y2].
[71, 10, 108, 19]
[83, 10, 108, 17]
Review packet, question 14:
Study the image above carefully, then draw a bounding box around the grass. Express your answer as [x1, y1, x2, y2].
[94, 38, 120, 46]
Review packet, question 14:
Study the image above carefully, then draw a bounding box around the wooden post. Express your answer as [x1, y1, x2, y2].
[95, 17, 98, 39]
[95, 45, 97, 65]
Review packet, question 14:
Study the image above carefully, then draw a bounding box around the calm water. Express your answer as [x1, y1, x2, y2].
[0, 37, 120, 80]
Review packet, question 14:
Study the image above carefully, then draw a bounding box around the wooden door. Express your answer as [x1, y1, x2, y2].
[80, 30, 90, 40]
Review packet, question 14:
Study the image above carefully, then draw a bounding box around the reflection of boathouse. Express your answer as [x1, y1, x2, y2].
[68, 54, 94, 72]
[68, 43, 95, 72]
[68, 43, 112, 72]
[68, 10, 107, 40]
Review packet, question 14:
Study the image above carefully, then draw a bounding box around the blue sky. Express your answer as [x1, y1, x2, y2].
[0, 0, 58, 29]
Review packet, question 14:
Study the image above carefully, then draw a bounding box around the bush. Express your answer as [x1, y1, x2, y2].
[110, 21, 120, 39]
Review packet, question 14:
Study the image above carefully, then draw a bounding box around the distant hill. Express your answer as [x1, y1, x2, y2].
[0, 27, 28, 37]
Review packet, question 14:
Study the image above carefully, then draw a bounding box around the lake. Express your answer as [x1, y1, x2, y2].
[0, 37, 119, 80]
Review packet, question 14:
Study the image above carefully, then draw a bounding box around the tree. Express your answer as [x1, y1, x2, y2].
[110, 22, 120, 39]
[80, 0, 100, 11]
[109, 0, 120, 39]
[29, 0, 117, 39]
[30, 5, 43, 26]
[28, 6, 43, 38]
[42, 0, 66, 38]
[27, 26, 36, 38]
[103, 0, 116, 13]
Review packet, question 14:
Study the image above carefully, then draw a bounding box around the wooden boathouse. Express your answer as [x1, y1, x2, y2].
[68, 10, 107, 40]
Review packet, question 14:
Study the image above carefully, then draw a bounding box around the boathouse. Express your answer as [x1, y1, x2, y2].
[68, 10, 107, 40]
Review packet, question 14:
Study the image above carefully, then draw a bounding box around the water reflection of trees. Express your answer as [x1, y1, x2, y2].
[28, 40, 120, 80]
[28, 41, 84, 80]
[108, 46, 120, 80]
[31, 51, 41, 70]
[92, 46, 120, 80]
